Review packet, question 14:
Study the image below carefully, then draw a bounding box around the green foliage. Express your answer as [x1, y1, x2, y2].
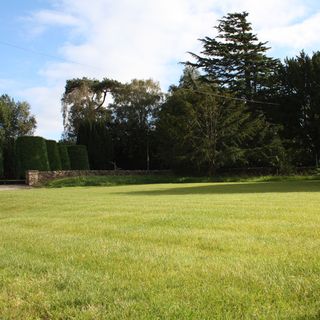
[187, 12, 279, 103]
[58, 144, 71, 170]
[2, 138, 16, 179]
[67, 145, 90, 170]
[0, 94, 36, 178]
[15, 136, 49, 178]
[110, 79, 162, 170]
[157, 78, 282, 174]
[77, 120, 113, 169]
[181, 12, 285, 172]
[46, 175, 176, 187]
[45, 140, 62, 171]
[278, 51, 320, 166]
[0, 147, 3, 178]
[62, 77, 120, 139]
[0, 94, 36, 144]
[45, 174, 320, 188]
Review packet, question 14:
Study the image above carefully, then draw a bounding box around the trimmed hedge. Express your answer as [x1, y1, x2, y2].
[16, 136, 50, 178]
[0, 147, 3, 178]
[67, 145, 90, 170]
[77, 121, 114, 169]
[58, 144, 71, 170]
[3, 139, 16, 179]
[46, 140, 62, 171]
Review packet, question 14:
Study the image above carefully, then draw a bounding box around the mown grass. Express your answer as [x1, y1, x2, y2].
[1, 179, 320, 319]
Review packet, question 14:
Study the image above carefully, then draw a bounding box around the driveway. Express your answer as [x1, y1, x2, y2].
[0, 185, 31, 191]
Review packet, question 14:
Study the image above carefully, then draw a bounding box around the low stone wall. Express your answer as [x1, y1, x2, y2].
[26, 170, 171, 186]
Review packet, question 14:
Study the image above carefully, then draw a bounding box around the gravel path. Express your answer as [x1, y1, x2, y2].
[0, 185, 31, 191]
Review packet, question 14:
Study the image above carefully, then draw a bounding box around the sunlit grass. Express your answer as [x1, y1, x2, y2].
[1, 179, 320, 319]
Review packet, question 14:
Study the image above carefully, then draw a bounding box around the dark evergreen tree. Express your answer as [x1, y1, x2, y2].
[110, 79, 162, 170]
[0, 146, 3, 178]
[77, 120, 114, 170]
[182, 13, 285, 172]
[278, 51, 320, 166]
[67, 145, 90, 170]
[157, 77, 283, 175]
[187, 12, 280, 109]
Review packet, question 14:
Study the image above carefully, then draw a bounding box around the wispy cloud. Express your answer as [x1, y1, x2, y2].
[260, 12, 320, 53]
[31, 10, 81, 27]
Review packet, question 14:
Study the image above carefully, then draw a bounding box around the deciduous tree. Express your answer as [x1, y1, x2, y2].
[62, 78, 120, 139]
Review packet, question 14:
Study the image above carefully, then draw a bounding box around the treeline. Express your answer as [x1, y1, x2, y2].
[61, 12, 320, 175]
[2, 12, 320, 177]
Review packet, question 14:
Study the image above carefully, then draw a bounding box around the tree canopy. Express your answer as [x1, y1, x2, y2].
[0, 94, 36, 144]
[187, 12, 279, 106]
[61, 77, 120, 139]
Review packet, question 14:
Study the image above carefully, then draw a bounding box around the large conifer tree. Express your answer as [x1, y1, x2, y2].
[278, 51, 320, 166]
[156, 72, 283, 175]
[188, 12, 279, 104]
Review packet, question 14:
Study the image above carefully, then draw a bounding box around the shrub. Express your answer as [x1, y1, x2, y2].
[46, 140, 62, 171]
[77, 121, 114, 169]
[58, 144, 71, 170]
[0, 147, 3, 178]
[67, 145, 90, 170]
[15, 136, 49, 178]
[3, 139, 16, 179]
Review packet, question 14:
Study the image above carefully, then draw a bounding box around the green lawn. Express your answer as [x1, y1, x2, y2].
[0, 180, 320, 319]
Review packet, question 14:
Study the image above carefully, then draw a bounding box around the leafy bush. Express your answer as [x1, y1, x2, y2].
[2, 139, 16, 179]
[15, 136, 49, 178]
[58, 144, 71, 170]
[67, 145, 90, 170]
[0, 147, 3, 178]
[46, 140, 62, 171]
[77, 121, 114, 169]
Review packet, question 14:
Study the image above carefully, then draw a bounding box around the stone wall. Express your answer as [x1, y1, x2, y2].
[26, 170, 171, 186]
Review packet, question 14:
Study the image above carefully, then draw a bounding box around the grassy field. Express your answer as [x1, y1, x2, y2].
[0, 179, 320, 319]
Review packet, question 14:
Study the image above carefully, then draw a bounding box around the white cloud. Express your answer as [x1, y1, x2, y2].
[260, 12, 320, 53]
[214, 0, 308, 28]
[31, 10, 81, 27]
[18, 86, 64, 140]
[18, 0, 320, 139]
[39, 0, 219, 85]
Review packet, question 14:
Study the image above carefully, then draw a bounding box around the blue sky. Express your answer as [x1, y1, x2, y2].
[1, 0, 320, 140]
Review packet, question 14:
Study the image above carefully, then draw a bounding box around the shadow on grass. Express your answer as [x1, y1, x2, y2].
[120, 180, 320, 196]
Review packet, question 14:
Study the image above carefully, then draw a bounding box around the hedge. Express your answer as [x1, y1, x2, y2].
[2, 139, 16, 179]
[0, 147, 3, 178]
[46, 140, 62, 171]
[16, 136, 50, 178]
[58, 144, 71, 170]
[67, 145, 90, 170]
[77, 121, 114, 169]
